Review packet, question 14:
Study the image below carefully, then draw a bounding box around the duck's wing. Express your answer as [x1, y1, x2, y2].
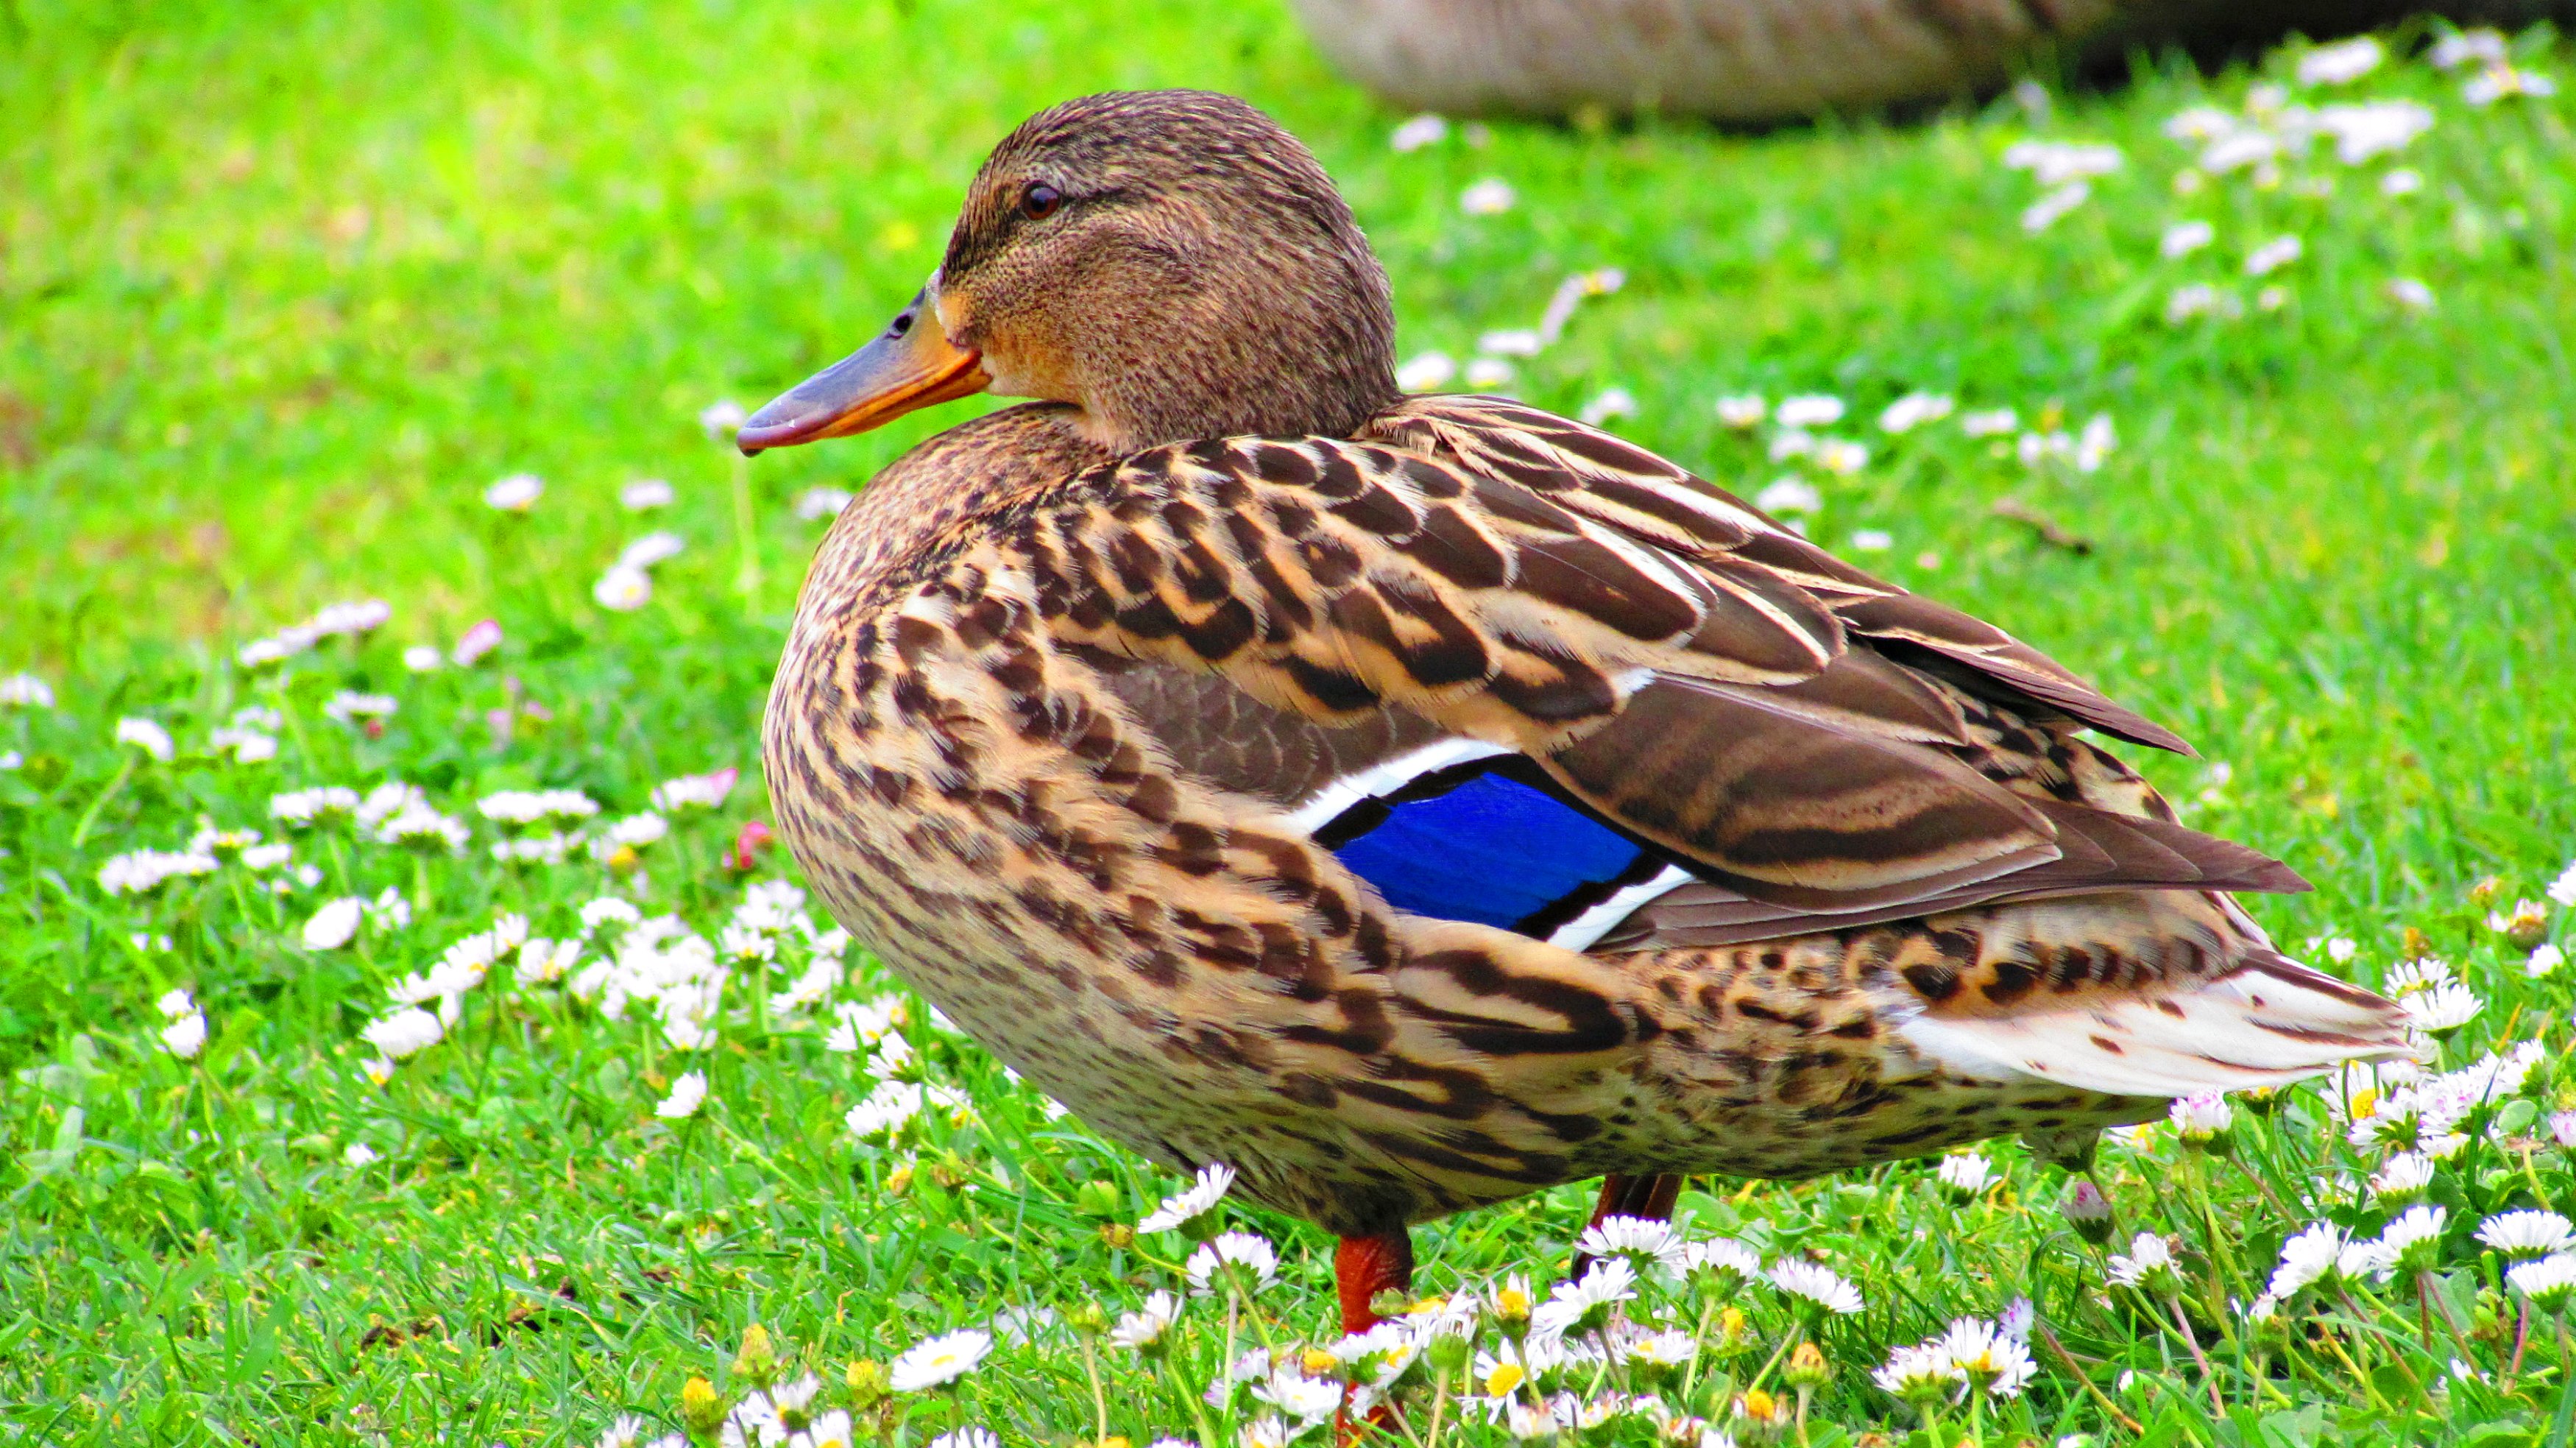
[1366, 393, 2194, 755]
[999, 413, 2287, 946]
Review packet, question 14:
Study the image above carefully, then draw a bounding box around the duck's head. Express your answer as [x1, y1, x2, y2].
[739, 90, 1399, 457]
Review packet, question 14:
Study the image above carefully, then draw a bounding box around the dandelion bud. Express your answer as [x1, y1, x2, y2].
[1733, 1388, 1791, 1444]
[680, 1375, 726, 1438]
[1097, 1222, 1136, 1249]
[927, 1156, 971, 1191]
[732, 1324, 779, 1385]
[1785, 1341, 1830, 1388]
[885, 1163, 916, 1196]
[1064, 1303, 1109, 1337]
[2496, 899, 2550, 952]
[1717, 1305, 1751, 1350]
[2061, 1180, 2115, 1244]
[2471, 1287, 2510, 1347]
[845, 1358, 891, 1408]
[2469, 877, 2502, 910]
[2402, 925, 2435, 959]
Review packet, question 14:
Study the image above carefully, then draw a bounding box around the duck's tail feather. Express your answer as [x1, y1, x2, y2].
[1896, 944, 2412, 1100]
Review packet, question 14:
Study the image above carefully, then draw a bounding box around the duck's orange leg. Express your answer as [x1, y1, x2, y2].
[1334, 1228, 1414, 1443]
[1571, 1173, 1685, 1276]
[1334, 1227, 1415, 1334]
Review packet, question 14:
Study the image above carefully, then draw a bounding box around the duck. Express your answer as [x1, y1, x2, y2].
[740, 88, 2405, 1341]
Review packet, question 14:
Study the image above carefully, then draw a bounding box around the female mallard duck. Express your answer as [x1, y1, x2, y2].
[743, 90, 2404, 1332]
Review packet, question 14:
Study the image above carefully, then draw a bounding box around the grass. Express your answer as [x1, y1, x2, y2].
[3, 2, 2575, 1444]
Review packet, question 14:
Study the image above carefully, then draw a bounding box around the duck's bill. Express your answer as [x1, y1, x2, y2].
[737, 288, 990, 455]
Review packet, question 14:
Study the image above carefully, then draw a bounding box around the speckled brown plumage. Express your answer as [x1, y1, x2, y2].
[746, 90, 2405, 1297]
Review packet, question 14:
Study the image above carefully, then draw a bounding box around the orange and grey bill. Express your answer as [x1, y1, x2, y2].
[737, 286, 991, 454]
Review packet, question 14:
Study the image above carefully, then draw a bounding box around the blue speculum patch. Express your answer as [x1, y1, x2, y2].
[1326, 771, 1649, 932]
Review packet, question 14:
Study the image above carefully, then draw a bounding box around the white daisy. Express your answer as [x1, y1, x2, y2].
[1574, 1214, 1688, 1275]
[1937, 1316, 2037, 1398]
[2106, 1232, 2178, 1290]
[2478, 1210, 2575, 1262]
[2372, 1204, 2448, 1279]
[2371, 1151, 2437, 1206]
[302, 897, 365, 951]
[656, 1070, 707, 1120]
[2296, 37, 2382, 86]
[0, 673, 55, 709]
[1936, 1153, 1998, 1198]
[888, 1328, 992, 1393]
[1873, 1342, 1961, 1403]
[2509, 1253, 2576, 1312]
[2402, 981, 2483, 1034]
[1389, 113, 1448, 152]
[1185, 1230, 1280, 1297]
[1766, 1258, 1863, 1315]
[484, 473, 542, 511]
[1715, 394, 1767, 429]
[1774, 394, 1844, 428]
[115, 716, 174, 762]
[160, 1011, 208, 1060]
[1139, 1163, 1236, 1234]
[361, 1007, 444, 1061]
[1532, 1257, 1639, 1341]
[1108, 1290, 1183, 1351]
[1877, 392, 1953, 433]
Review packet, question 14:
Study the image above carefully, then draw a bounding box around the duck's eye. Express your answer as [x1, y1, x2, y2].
[1019, 183, 1062, 220]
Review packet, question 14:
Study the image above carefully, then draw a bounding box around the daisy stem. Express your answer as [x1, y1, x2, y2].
[1967, 1386, 1985, 1448]
[68, 753, 133, 848]
[2508, 1300, 2531, 1388]
[1420, 1366, 1449, 1448]
[2163, 1290, 2223, 1416]
[1221, 1292, 1240, 1401]
[2416, 1270, 2473, 1359]
[1680, 1296, 1717, 1402]
[1078, 1334, 1108, 1441]
[2186, 1156, 2248, 1326]
[2552, 1317, 2576, 1444]
[1176, 1359, 1222, 1448]
[2312, 1310, 2396, 1416]
[2337, 1284, 2427, 1408]
[1741, 1326, 1799, 1400]
[2032, 1321, 2141, 1434]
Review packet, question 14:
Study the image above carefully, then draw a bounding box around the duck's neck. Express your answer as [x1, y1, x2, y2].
[1058, 250, 1401, 451]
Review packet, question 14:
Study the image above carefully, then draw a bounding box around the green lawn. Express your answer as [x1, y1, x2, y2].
[3, 2, 2575, 1444]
